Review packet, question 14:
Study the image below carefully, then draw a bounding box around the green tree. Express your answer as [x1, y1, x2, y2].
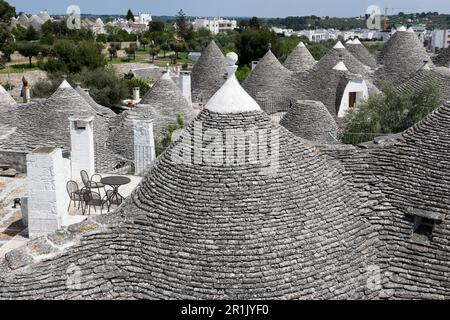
[342, 79, 443, 144]
[155, 115, 185, 156]
[140, 37, 150, 50]
[148, 21, 165, 32]
[235, 64, 251, 83]
[25, 25, 39, 41]
[32, 68, 129, 107]
[0, 41, 14, 61]
[17, 42, 43, 67]
[249, 17, 261, 29]
[175, 9, 194, 42]
[108, 42, 120, 60]
[125, 77, 150, 99]
[42, 39, 105, 73]
[148, 44, 160, 62]
[160, 41, 171, 58]
[72, 67, 128, 107]
[124, 44, 136, 60]
[0, 0, 16, 53]
[13, 25, 26, 41]
[170, 40, 185, 59]
[175, 9, 187, 36]
[0, 0, 15, 24]
[126, 9, 135, 22]
[234, 27, 277, 65]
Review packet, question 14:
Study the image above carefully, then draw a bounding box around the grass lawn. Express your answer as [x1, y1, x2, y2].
[0, 63, 42, 74]
[107, 50, 194, 67]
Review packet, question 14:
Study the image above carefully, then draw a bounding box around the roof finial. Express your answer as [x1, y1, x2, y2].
[268, 42, 272, 51]
[225, 52, 239, 79]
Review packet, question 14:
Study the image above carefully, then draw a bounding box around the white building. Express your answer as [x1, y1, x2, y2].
[193, 18, 237, 35]
[134, 12, 152, 24]
[431, 29, 450, 50]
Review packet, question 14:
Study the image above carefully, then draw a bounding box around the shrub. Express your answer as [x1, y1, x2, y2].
[342, 78, 443, 144]
[126, 77, 151, 99]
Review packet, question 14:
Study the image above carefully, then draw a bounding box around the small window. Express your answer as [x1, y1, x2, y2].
[349, 92, 358, 108]
[413, 216, 435, 240]
[74, 120, 87, 129]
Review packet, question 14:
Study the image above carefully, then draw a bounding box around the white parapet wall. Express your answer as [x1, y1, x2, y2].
[178, 71, 192, 105]
[337, 79, 369, 118]
[134, 120, 156, 176]
[69, 116, 95, 179]
[26, 147, 70, 238]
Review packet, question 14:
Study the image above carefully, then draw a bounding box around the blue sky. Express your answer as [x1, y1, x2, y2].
[8, 0, 450, 18]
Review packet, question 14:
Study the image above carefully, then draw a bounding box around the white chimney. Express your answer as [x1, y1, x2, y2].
[23, 87, 31, 103]
[133, 87, 141, 102]
[134, 120, 156, 175]
[69, 116, 95, 179]
[178, 71, 192, 104]
[26, 147, 69, 238]
[251, 61, 259, 71]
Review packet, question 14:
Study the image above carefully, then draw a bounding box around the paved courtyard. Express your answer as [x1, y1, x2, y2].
[0, 176, 27, 259]
[0, 174, 142, 259]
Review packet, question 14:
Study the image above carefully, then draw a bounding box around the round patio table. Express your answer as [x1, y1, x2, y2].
[101, 176, 131, 209]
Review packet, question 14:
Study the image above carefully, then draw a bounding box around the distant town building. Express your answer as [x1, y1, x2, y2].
[82, 17, 106, 35]
[11, 11, 51, 30]
[134, 12, 152, 24]
[193, 18, 237, 35]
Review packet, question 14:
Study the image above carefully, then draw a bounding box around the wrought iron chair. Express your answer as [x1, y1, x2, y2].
[80, 170, 106, 196]
[81, 187, 109, 216]
[66, 180, 85, 213]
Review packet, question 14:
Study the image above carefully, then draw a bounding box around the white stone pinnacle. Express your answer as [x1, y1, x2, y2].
[334, 41, 345, 49]
[205, 75, 261, 114]
[333, 61, 348, 71]
[298, 41, 306, 48]
[59, 80, 72, 89]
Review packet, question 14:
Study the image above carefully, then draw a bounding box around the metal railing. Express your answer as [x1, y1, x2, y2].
[338, 132, 384, 145]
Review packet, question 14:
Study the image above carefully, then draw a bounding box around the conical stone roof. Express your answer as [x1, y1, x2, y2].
[376, 30, 432, 84]
[37, 11, 51, 23]
[0, 81, 119, 172]
[191, 41, 227, 104]
[0, 84, 16, 111]
[280, 100, 339, 143]
[294, 59, 375, 116]
[345, 39, 378, 68]
[0, 74, 379, 299]
[109, 73, 197, 160]
[311, 42, 370, 78]
[321, 100, 450, 299]
[433, 46, 450, 67]
[243, 50, 295, 111]
[75, 85, 116, 118]
[395, 66, 450, 102]
[283, 42, 317, 73]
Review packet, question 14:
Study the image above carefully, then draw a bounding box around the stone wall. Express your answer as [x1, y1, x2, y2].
[26, 147, 70, 238]
[0, 150, 28, 173]
[0, 71, 48, 101]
